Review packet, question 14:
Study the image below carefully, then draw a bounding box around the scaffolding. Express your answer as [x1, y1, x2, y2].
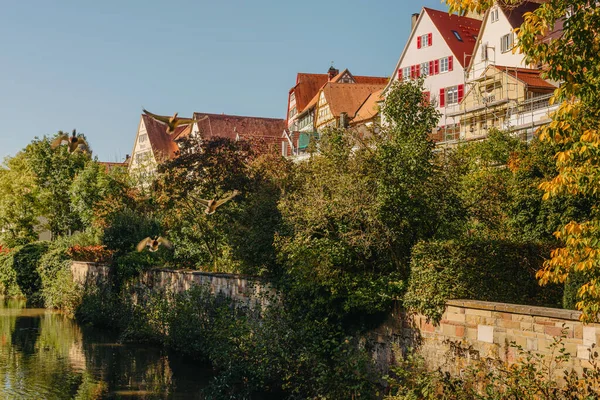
[440, 48, 558, 145]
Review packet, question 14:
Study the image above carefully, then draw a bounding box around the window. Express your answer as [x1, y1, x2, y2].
[417, 33, 432, 49]
[138, 134, 147, 143]
[290, 92, 295, 102]
[402, 66, 411, 80]
[281, 140, 288, 156]
[446, 86, 459, 105]
[481, 43, 488, 60]
[491, 7, 499, 23]
[440, 57, 449, 73]
[420, 62, 429, 76]
[501, 33, 513, 53]
[288, 107, 297, 120]
[452, 30, 463, 42]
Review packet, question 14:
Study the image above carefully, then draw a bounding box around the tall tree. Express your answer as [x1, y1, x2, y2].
[446, 0, 600, 321]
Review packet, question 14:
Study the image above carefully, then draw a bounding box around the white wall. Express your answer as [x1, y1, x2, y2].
[390, 11, 468, 128]
[468, 4, 528, 81]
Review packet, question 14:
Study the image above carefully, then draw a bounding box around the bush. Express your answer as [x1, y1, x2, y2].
[0, 242, 50, 303]
[405, 238, 563, 323]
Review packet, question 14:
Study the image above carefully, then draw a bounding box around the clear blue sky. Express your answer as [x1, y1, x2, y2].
[0, 0, 448, 162]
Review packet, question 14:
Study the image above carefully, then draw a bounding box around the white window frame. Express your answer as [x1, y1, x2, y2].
[420, 34, 430, 48]
[446, 86, 459, 105]
[501, 33, 513, 53]
[491, 7, 499, 23]
[420, 62, 429, 76]
[440, 57, 449, 73]
[402, 66, 411, 80]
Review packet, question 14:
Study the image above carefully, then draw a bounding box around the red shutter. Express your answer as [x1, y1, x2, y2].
[428, 33, 432, 46]
[434, 59, 439, 75]
[398, 68, 402, 79]
[429, 61, 434, 75]
[423, 91, 431, 105]
[416, 65, 420, 78]
[458, 84, 464, 102]
[448, 56, 454, 71]
[439, 88, 446, 107]
[410, 65, 415, 78]
[417, 36, 422, 49]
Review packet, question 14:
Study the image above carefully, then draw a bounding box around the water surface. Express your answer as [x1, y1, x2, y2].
[0, 298, 212, 399]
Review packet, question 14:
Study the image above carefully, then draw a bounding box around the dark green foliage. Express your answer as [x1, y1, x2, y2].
[563, 272, 587, 310]
[108, 283, 380, 399]
[405, 238, 563, 323]
[101, 208, 162, 256]
[1, 242, 49, 303]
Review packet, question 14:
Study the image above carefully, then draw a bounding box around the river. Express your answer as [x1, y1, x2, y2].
[0, 298, 213, 399]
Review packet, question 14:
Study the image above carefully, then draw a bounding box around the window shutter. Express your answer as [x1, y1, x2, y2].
[458, 84, 464, 102]
[417, 36, 422, 49]
[429, 61, 434, 75]
[398, 68, 402, 79]
[428, 33, 432, 46]
[434, 59, 439, 74]
[448, 56, 454, 71]
[423, 91, 431, 104]
[416, 65, 420, 78]
[410, 65, 415, 78]
[439, 88, 446, 107]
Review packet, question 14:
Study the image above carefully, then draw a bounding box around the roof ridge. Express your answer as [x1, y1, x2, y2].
[193, 112, 284, 121]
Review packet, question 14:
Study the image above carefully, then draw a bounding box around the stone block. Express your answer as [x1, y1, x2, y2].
[446, 312, 466, 323]
[466, 309, 493, 317]
[583, 326, 597, 346]
[577, 345, 591, 360]
[527, 338, 538, 351]
[446, 306, 465, 314]
[478, 325, 494, 343]
[442, 323, 456, 337]
[466, 328, 478, 340]
[455, 326, 465, 337]
[497, 320, 521, 330]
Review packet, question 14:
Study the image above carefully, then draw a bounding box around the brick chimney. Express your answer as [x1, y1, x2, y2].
[328, 65, 339, 81]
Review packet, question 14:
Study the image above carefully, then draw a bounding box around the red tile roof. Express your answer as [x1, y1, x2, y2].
[321, 83, 386, 118]
[180, 113, 285, 149]
[291, 73, 330, 113]
[352, 89, 383, 124]
[290, 71, 388, 114]
[425, 8, 482, 68]
[500, 1, 547, 29]
[141, 114, 183, 161]
[495, 66, 557, 91]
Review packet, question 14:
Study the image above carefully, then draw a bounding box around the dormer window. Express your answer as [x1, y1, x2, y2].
[417, 33, 432, 48]
[452, 30, 463, 42]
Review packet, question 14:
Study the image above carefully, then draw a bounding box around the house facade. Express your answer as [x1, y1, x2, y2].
[451, 65, 556, 140]
[384, 7, 482, 142]
[283, 67, 387, 157]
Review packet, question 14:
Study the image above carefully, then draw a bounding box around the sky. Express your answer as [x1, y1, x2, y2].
[0, 0, 448, 162]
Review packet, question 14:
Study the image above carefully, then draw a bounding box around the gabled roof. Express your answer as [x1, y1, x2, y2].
[321, 83, 386, 118]
[466, 1, 548, 74]
[141, 114, 182, 161]
[495, 65, 556, 91]
[385, 7, 481, 93]
[291, 73, 330, 113]
[425, 8, 482, 66]
[290, 71, 388, 113]
[184, 113, 286, 144]
[352, 89, 383, 124]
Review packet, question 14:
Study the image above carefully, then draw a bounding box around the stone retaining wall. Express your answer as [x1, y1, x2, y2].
[70, 262, 272, 308]
[373, 300, 600, 377]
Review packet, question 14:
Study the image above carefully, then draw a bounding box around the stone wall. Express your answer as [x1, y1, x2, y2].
[372, 299, 600, 377]
[70, 262, 272, 308]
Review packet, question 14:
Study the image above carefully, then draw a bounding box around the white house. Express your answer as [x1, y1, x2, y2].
[384, 7, 482, 142]
[466, 1, 544, 81]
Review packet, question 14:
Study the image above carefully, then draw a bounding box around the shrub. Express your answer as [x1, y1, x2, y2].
[405, 238, 563, 323]
[0, 242, 50, 303]
[67, 245, 113, 263]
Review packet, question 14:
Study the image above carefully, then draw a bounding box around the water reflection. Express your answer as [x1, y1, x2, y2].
[0, 298, 212, 399]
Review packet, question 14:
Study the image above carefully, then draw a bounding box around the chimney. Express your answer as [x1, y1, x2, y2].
[328, 65, 339, 81]
[339, 112, 349, 128]
[411, 13, 419, 30]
